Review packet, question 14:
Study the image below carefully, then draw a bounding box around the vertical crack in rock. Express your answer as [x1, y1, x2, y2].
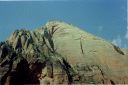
[80, 38, 84, 55]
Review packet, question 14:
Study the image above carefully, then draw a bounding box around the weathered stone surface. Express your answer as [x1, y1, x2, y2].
[0, 21, 128, 84]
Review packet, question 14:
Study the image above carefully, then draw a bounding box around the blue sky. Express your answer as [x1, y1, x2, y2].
[0, 0, 127, 48]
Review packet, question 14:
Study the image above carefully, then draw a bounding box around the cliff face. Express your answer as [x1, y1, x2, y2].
[0, 21, 128, 84]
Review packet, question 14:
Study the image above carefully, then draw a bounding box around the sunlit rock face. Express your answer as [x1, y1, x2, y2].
[0, 21, 128, 85]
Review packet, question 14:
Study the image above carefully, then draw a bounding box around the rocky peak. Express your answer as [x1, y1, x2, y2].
[0, 21, 128, 84]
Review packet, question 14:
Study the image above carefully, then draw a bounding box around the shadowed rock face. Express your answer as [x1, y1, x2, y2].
[0, 21, 128, 84]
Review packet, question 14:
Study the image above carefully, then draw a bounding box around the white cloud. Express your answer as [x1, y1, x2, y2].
[125, 27, 128, 41]
[98, 26, 103, 32]
[112, 35, 122, 47]
[112, 30, 128, 48]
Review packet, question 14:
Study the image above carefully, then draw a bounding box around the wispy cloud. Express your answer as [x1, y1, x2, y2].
[112, 26, 128, 48]
[98, 26, 103, 32]
[112, 35, 122, 47]
[125, 26, 128, 41]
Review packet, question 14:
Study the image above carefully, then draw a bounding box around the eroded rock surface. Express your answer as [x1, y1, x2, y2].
[0, 21, 128, 84]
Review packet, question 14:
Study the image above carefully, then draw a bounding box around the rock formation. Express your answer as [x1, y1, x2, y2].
[0, 21, 128, 84]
